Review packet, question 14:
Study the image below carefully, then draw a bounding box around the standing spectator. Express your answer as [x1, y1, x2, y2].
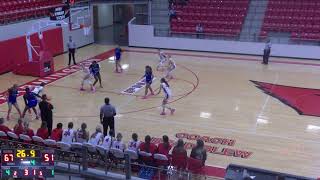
[0, 117, 11, 133]
[67, 36, 77, 66]
[139, 135, 157, 164]
[112, 133, 126, 152]
[128, 133, 141, 152]
[102, 129, 114, 150]
[38, 94, 54, 136]
[196, 23, 204, 39]
[23, 121, 34, 138]
[172, 139, 188, 169]
[169, 7, 177, 21]
[88, 125, 103, 145]
[61, 122, 76, 144]
[263, 39, 272, 65]
[75, 123, 89, 143]
[190, 139, 207, 166]
[157, 135, 172, 157]
[36, 121, 49, 139]
[50, 123, 63, 141]
[100, 97, 116, 136]
[13, 118, 24, 136]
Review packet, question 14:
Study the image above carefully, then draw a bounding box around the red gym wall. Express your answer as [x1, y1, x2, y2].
[0, 27, 64, 74]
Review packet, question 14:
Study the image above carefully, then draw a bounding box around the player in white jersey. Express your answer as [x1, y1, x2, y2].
[32, 82, 46, 97]
[165, 55, 176, 79]
[127, 133, 141, 152]
[102, 130, 114, 150]
[75, 123, 89, 143]
[157, 49, 168, 71]
[88, 126, 103, 145]
[80, 64, 95, 92]
[61, 122, 76, 144]
[158, 78, 175, 115]
[112, 133, 126, 152]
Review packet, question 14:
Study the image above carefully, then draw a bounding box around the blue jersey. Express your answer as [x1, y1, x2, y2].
[89, 64, 100, 75]
[145, 71, 153, 84]
[115, 48, 122, 60]
[8, 89, 18, 104]
[24, 92, 38, 108]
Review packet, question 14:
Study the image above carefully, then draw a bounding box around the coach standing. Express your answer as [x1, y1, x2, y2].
[39, 94, 54, 136]
[67, 36, 77, 66]
[262, 40, 272, 65]
[100, 97, 116, 136]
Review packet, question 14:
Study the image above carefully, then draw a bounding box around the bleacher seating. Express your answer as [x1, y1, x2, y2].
[0, 0, 63, 24]
[170, 0, 250, 37]
[261, 0, 320, 41]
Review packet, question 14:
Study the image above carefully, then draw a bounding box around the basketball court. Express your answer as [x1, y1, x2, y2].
[1, 44, 320, 178]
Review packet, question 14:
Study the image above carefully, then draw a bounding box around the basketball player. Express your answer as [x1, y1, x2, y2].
[142, 66, 154, 99]
[75, 123, 89, 143]
[22, 87, 39, 119]
[88, 126, 103, 145]
[6, 84, 22, 120]
[158, 78, 175, 115]
[112, 133, 126, 152]
[128, 133, 141, 152]
[32, 82, 46, 97]
[165, 55, 176, 79]
[61, 122, 76, 144]
[157, 49, 167, 71]
[80, 64, 95, 92]
[89, 61, 103, 88]
[102, 129, 114, 150]
[115, 46, 123, 73]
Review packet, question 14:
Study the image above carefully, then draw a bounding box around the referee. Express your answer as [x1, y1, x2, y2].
[100, 97, 116, 136]
[67, 36, 77, 66]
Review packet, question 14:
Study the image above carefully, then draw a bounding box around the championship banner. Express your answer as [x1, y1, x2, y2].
[49, 5, 70, 21]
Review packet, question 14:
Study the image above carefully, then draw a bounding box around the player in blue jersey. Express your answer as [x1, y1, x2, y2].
[115, 46, 123, 73]
[22, 87, 39, 119]
[142, 66, 154, 99]
[89, 61, 103, 88]
[6, 84, 22, 120]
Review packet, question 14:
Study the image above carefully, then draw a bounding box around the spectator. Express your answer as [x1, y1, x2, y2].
[263, 39, 272, 65]
[196, 23, 204, 38]
[13, 118, 24, 136]
[50, 123, 63, 141]
[102, 129, 114, 150]
[112, 132, 126, 152]
[190, 139, 207, 166]
[38, 94, 54, 136]
[139, 135, 157, 164]
[157, 135, 172, 157]
[23, 121, 34, 137]
[76, 123, 89, 143]
[169, 7, 177, 21]
[88, 125, 103, 145]
[172, 139, 188, 169]
[128, 133, 141, 152]
[100, 97, 117, 136]
[0, 117, 11, 133]
[36, 121, 49, 139]
[61, 122, 76, 144]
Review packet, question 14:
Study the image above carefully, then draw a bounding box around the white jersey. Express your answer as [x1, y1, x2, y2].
[82, 66, 91, 79]
[161, 82, 172, 98]
[32, 86, 44, 95]
[168, 59, 176, 70]
[75, 129, 88, 143]
[102, 135, 114, 149]
[127, 140, 141, 152]
[112, 140, 126, 151]
[88, 132, 103, 145]
[159, 51, 166, 63]
[61, 128, 75, 144]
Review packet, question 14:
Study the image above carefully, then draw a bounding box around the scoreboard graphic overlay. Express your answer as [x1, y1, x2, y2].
[1, 149, 54, 178]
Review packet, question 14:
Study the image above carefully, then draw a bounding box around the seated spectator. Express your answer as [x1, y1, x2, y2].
[190, 139, 207, 166]
[102, 129, 114, 149]
[139, 135, 157, 164]
[13, 118, 24, 136]
[0, 117, 11, 133]
[169, 8, 177, 21]
[172, 139, 188, 169]
[112, 132, 126, 152]
[128, 133, 141, 152]
[36, 121, 49, 139]
[196, 23, 204, 38]
[76, 123, 89, 143]
[23, 121, 34, 137]
[88, 125, 103, 145]
[62, 122, 76, 144]
[157, 135, 172, 157]
[50, 123, 63, 141]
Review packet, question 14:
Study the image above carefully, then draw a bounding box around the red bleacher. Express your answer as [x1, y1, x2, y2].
[170, 0, 250, 37]
[0, 0, 63, 24]
[261, 0, 320, 41]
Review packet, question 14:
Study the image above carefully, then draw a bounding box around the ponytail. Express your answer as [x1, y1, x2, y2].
[161, 78, 170, 87]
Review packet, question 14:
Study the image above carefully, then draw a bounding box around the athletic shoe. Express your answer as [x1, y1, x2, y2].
[141, 96, 147, 99]
[91, 87, 96, 93]
[160, 112, 166, 115]
[170, 109, 175, 115]
[80, 88, 85, 91]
